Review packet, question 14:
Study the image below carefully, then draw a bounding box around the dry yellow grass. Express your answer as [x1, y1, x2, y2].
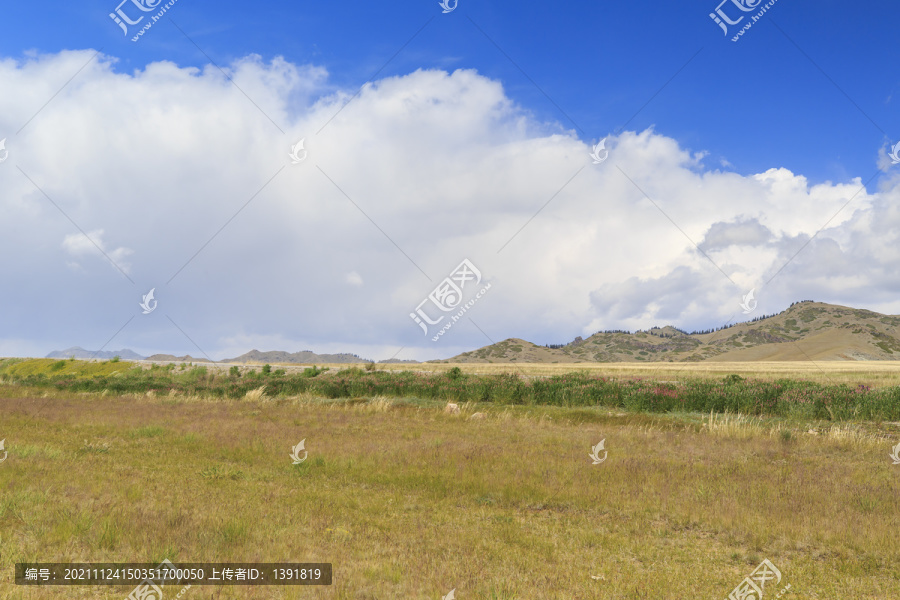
[135, 357, 900, 388]
[2, 387, 899, 599]
[370, 360, 900, 387]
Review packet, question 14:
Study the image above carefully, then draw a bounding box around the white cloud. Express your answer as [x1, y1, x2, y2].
[1, 49, 898, 359]
[61, 229, 133, 274]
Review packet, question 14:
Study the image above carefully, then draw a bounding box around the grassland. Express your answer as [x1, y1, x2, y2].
[405, 360, 900, 387]
[1, 359, 899, 598]
[3, 358, 900, 422]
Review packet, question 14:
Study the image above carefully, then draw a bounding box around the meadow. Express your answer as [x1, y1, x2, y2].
[1, 358, 899, 598]
[2, 358, 900, 422]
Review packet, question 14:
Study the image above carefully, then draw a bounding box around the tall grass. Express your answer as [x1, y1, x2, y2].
[1, 358, 898, 421]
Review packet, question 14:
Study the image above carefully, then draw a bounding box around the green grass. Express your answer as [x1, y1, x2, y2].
[1, 358, 899, 421]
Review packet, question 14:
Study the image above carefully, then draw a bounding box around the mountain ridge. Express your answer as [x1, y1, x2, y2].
[43, 302, 900, 364]
[441, 301, 900, 363]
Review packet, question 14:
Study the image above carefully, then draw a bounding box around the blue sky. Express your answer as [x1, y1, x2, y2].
[2, 0, 895, 181]
[1, 1, 899, 360]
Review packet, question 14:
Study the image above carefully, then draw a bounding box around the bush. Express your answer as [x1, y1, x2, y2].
[302, 366, 324, 378]
[3, 358, 899, 421]
[365, 362, 376, 372]
[110, 356, 120, 363]
[229, 366, 241, 378]
[262, 364, 272, 376]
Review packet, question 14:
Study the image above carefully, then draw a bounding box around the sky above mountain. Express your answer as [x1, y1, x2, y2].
[1, 0, 899, 361]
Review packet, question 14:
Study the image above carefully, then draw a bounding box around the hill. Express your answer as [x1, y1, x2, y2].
[144, 354, 213, 363]
[220, 349, 372, 364]
[443, 301, 900, 363]
[46, 346, 145, 360]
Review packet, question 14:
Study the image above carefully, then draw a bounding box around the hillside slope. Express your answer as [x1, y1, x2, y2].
[445, 302, 900, 363]
[220, 349, 371, 364]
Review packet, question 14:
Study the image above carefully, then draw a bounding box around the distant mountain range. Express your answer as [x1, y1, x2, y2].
[46, 347, 146, 361]
[445, 301, 900, 363]
[45, 347, 394, 364]
[44, 302, 900, 365]
[218, 349, 372, 364]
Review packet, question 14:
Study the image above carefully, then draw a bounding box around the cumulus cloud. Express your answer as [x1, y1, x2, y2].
[699, 218, 773, 252]
[0, 49, 898, 359]
[62, 229, 133, 274]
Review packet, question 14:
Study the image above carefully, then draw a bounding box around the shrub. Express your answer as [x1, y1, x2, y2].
[110, 356, 120, 363]
[229, 366, 241, 378]
[262, 364, 272, 376]
[447, 367, 463, 380]
[302, 366, 323, 378]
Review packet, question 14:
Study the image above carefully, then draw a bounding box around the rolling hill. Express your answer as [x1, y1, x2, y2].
[443, 301, 900, 363]
[219, 349, 372, 364]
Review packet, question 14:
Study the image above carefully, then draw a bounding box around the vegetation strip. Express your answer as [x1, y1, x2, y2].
[1, 358, 897, 421]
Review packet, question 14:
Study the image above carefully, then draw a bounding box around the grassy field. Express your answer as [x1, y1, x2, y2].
[4, 358, 900, 422]
[390, 360, 900, 388]
[22, 357, 900, 388]
[2, 376, 900, 599]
